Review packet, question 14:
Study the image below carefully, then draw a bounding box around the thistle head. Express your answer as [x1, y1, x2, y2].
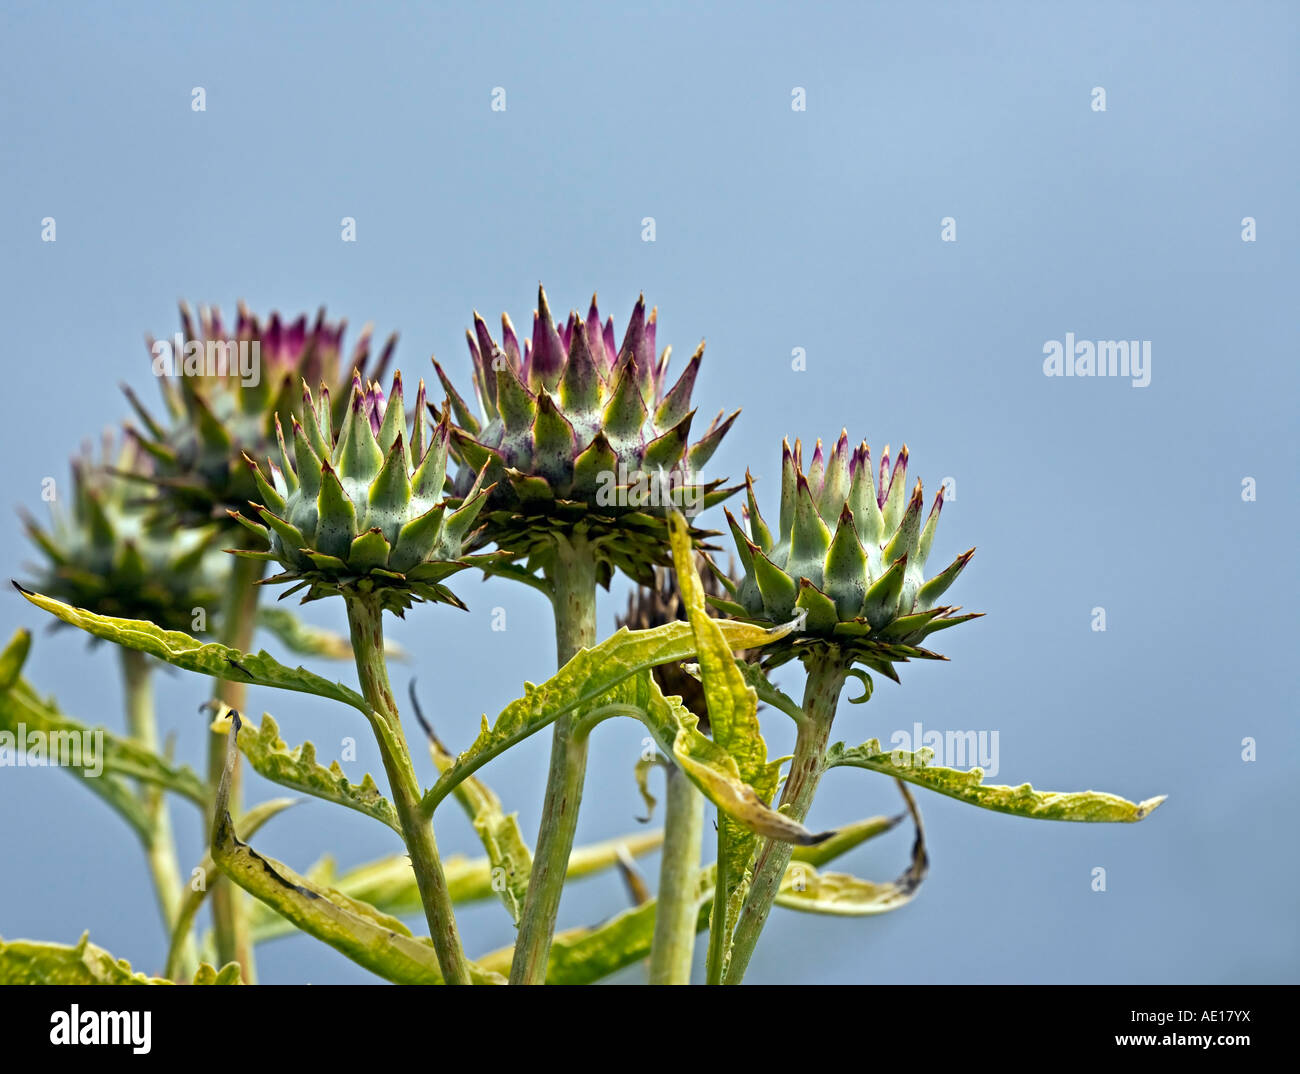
[433, 284, 739, 586]
[716, 433, 980, 677]
[125, 302, 395, 531]
[21, 436, 224, 631]
[234, 371, 492, 614]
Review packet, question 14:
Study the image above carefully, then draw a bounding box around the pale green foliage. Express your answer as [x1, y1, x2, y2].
[165, 797, 298, 980]
[247, 831, 665, 944]
[0, 933, 238, 985]
[420, 616, 794, 812]
[826, 739, 1166, 822]
[208, 716, 503, 985]
[419, 615, 808, 846]
[233, 711, 400, 833]
[789, 813, 904, 868]
[15, 587, 372, 716]
[668, 512, 779, 982]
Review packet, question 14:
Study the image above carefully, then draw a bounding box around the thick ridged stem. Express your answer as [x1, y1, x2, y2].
[510, 534, 598, 985]
[205, 551, 262, 981]
[723, 648, 848, 984]
[121, 649, 196, 980]
[648, 764, 706, 984]
[344, 592, 471, 985]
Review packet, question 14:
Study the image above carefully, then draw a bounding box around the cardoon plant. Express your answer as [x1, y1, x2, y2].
[2, 291, 1165, 990]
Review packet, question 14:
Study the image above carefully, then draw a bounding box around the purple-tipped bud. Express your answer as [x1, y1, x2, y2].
[501, 313, 522, 370]
[529, 289, 567, 389]
[472, 312, 497, 371]
[586, 294, 605, 368]
[603, 316, 617, 370]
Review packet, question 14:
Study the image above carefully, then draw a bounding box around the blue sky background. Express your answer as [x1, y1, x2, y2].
[0, 0, 1295, 984]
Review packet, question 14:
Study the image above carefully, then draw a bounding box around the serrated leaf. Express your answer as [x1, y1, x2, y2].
[0, 934, 233, 985]
[825, 738, 1166, 822]
[190, 962, 244, 985]
[15, 586, 372, 716]
[235, 713, 400, 833]
[0, 933, 171, 984]
[16, 585, 411, 765]
[420, 615, 796, 816]
[209, 715, 502, 985]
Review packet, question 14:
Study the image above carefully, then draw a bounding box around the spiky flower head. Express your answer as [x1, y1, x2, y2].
[715, 433, 980, 677]
[22, 437, 224, 632]
[233, 371, 492, 614]
[432, 285, 739, 587]
[125, 302, 395, 530]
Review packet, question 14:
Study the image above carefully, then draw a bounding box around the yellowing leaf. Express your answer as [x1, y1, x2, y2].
[826, 738, 1166, 822]
[235, 713, 399, 833]
[246, 831, 666, 945]
[16, 586, 371, 717]
[668, 511, 777, 983]
[210, 714, 500, 985]
[0, 933, 237, 985]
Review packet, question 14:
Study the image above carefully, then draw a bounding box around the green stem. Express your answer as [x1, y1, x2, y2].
[205, 551, 263, 981]
[121, 649, 196, 980]
[344, 592, 471, 985]
[510, 534, 598, 985]
[723, 647, 848, 984]
[648, 764, 705, 984]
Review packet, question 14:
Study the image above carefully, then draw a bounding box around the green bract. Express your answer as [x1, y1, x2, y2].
[433, 285, 739, 586]
[234, 372, 491, 613]
[22, 438, 222, 633]
[126, 303, 394, 529]
[716, 433, 981, 674]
